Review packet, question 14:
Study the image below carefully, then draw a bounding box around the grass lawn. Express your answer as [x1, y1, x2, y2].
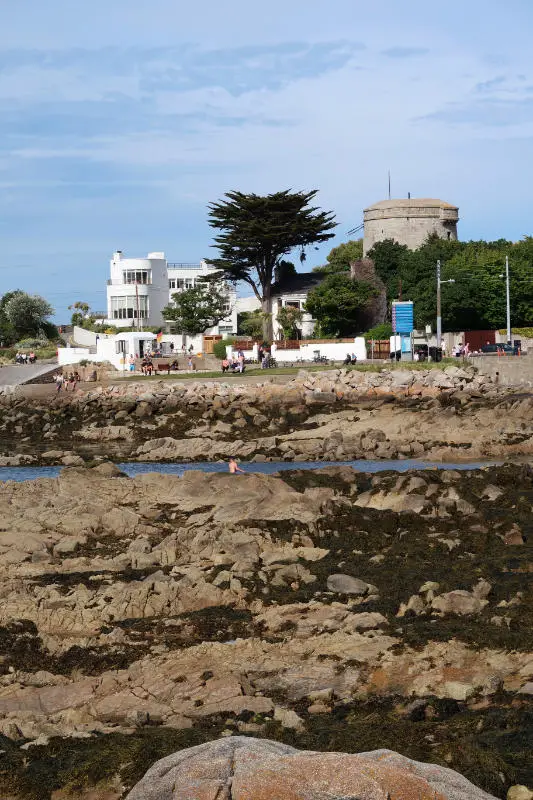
[117, 359, 460, 381]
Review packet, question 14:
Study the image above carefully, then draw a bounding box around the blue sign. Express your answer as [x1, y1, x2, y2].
[392, 301, 414, 334]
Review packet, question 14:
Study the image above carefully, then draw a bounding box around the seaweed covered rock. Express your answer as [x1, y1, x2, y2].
[126, 736, 496, 799]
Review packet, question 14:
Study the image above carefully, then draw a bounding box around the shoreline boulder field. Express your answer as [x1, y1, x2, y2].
[0, 366, 531, 798]
[1, 365, 533, 467]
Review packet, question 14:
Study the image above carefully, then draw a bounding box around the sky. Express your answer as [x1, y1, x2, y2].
[1, 0, 533, 321]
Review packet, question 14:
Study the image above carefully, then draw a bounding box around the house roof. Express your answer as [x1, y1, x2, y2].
[271, 272, 325, 296]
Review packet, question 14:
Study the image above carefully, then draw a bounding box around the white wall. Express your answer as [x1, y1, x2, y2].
[270, 338, 367, 363]
[227, 339, 367, 363]
[235, 296, 261, 314]
[72, 326, 114, 348]
[57, 347, 92, 366]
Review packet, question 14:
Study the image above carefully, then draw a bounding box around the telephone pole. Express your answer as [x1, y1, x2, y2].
[436, 260, 455, 351]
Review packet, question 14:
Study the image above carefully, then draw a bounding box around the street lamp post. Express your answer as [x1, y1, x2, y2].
[505, 255, 511, 345]
[498, 256, 511, 345]
[436, 260, 455, 351]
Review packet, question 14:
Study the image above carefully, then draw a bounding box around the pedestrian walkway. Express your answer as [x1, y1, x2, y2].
[0, 363, 57, 387]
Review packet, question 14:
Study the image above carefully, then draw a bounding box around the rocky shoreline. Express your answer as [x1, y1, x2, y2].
[1, 366, 533, 468]
[0, 458, 531, 798]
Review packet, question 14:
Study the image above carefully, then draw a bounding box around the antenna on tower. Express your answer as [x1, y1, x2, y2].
[388, 170, 391, 200]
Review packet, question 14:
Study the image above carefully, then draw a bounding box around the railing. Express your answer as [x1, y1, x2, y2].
[273, 339, 301, 349]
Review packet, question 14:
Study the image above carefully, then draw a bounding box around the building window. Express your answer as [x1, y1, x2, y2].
[219, 325, 233, 334]
[170, 277, 195, 292]
[110, 295, 149, 319]
[122, 270, 151, 284]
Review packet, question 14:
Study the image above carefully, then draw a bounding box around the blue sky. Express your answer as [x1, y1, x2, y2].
[1, 0, 533, 321]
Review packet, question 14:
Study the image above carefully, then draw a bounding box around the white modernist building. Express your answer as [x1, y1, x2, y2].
[105, 251, 238, 339]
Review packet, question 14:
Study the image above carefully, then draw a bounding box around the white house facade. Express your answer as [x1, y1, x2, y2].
[105, 251, 238, 337]
[271, 273, 324, 339]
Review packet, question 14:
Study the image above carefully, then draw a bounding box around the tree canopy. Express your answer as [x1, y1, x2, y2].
[163, 283, 229, 336]
[0, 290, 55, 344]
[276, 305, 303, 340]
[368, 235, 533, 331]
[313, 239, 363, 274]
[207, 189, 336, 338]
[237, 310, 267, 339]
[305, 273, 378, 337]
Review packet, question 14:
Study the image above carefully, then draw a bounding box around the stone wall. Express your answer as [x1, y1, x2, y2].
[363, 203, 458, 254]
[474, 354, 533, 387]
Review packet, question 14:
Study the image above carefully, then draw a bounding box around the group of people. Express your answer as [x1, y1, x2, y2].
[54, 371, 81, 392]
[221, 349, 246, 373]
[452, 342, 470, 357]
[137, 355, 159, 375]
[343, 352, 358, 365]
[14, 351, 37, 364]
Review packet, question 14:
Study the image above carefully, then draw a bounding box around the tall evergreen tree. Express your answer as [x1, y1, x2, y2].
[207, 190, 336, 339]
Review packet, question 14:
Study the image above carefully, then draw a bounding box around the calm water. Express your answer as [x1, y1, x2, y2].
[0, 460, 499, 483]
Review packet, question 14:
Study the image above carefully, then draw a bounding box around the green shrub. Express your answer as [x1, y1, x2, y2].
[213, 337, 236, 359]
[15, 337, 49, 349]
[498, 327, 533, 338]
[0, 347, 16, 362]
[363, 323, 392, 341]
[35, 346, 58, 359]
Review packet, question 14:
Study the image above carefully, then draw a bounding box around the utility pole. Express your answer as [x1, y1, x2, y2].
[436, 260, 455, 352]
[505, 255, 511, 344]
[436, 260, 442, 350]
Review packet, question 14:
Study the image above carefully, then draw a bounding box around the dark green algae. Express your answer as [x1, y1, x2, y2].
[1, 464, 533, 797]
[0, 695, 531, 799]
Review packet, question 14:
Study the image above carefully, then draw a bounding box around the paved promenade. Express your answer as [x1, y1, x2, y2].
[0, 363, 57, 387]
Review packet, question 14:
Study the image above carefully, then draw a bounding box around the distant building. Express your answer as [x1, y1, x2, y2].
[105, 251, 237, 337]
[363, 198, 459, 255]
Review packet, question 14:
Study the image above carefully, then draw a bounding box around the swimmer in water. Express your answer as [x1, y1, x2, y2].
[229, 457, 245, 474]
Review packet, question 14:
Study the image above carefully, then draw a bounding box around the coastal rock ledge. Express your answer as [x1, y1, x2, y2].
[126, 736, 496, 799]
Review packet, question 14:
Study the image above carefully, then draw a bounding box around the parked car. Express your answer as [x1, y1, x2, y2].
[481, 343, 519, 355]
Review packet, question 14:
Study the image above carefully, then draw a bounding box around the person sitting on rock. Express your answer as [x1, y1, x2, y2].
[221, 357, 230, 373]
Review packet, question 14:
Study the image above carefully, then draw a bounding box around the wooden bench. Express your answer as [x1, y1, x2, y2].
[157, 363, 170, 373]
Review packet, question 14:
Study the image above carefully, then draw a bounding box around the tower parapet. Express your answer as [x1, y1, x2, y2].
[363, 198, 459, 255]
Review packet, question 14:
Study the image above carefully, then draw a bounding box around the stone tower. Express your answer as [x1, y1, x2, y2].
[363, 198, 459, 256]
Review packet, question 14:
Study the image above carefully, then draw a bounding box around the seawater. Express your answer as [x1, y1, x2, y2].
[0, 460, 499, 483]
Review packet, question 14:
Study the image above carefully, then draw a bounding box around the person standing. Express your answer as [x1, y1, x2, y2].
[54, 372, 64, 393]
[228, 457, 245, 474]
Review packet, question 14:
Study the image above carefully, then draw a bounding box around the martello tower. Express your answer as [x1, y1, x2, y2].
[362, 198, 459, 256]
